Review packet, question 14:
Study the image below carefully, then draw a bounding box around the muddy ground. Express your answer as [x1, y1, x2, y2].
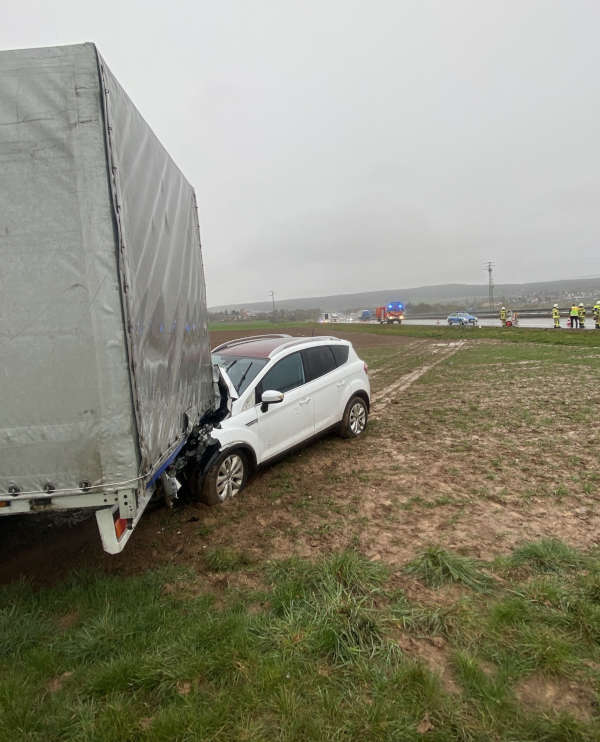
[1, 329, 599, 587]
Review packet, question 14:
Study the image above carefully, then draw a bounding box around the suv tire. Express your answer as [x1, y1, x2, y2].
[339, 396, 368, 439]
[200, 449, 248, 505]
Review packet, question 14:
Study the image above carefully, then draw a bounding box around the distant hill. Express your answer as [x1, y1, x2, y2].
[210, 278, 600, 313]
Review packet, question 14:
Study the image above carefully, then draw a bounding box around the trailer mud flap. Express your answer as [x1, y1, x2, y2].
[95, 485, 154, 554]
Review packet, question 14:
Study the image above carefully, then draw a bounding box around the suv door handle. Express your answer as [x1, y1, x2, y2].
[298, 397, 311, 406]
[336, 381, 346, 388]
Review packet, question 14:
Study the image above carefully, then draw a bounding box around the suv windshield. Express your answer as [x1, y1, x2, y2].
[212, 354, 268, 395]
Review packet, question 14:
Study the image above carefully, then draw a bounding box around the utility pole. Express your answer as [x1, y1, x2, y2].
[485, 261, 495, 312]
[269, 290, 275, 321]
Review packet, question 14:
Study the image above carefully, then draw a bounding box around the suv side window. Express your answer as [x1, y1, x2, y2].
[255, 351, 305, 400]
[331, 345, 349, 367]
[302, 345, 337, 382]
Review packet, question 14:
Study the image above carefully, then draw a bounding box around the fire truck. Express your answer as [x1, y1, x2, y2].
[376, 302, 405, 325]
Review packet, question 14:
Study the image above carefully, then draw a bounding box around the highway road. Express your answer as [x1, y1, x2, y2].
[402, 318, 597, 330]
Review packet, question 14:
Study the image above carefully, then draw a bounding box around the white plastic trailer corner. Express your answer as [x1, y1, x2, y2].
[0, 43, 224, 553]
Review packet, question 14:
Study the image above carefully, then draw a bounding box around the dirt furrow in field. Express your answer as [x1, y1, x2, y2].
[372, 341, 466, 406]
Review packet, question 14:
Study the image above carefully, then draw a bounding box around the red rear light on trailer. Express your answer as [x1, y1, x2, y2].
[0, 501, 8, 508]
[364, 362, 369, 374]
[114, 517, 128, 540]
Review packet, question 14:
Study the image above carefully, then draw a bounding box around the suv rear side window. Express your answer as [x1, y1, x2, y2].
[331, 345, 349, 367]
[302, 346, 336, 382]
[257, 352, 305, 396]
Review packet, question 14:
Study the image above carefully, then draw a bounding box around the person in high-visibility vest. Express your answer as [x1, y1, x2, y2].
[552, 303, 560, 329]
[593, 299, 600, 329]
[500, 306, 507, 327]
[579, 303, 586, 329]
[570, 304, 580, 329]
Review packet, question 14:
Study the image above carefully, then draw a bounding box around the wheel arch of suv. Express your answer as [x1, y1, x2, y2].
[219, 442, 258, 473]
[349, 388, 370, 412]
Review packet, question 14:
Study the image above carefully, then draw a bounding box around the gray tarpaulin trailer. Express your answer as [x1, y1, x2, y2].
[0, 43, 226, 553]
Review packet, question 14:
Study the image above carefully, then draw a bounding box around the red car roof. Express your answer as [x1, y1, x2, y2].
[213, 335, 345, 359]
[215, 337, 295, 359]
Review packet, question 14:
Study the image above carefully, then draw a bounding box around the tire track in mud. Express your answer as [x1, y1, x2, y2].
[371, 341, 466, 411]
[367, 339, 431, 378]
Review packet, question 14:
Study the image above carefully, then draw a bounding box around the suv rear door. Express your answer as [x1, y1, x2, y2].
[301, 344, 350, 433]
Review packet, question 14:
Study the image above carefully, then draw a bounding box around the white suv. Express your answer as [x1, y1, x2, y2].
[198, 334, 370, 504]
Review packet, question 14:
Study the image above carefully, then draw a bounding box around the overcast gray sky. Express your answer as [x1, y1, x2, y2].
[3, 1, 600, 305]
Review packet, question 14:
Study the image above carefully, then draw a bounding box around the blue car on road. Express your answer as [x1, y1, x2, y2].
[447, 311, 478, 327]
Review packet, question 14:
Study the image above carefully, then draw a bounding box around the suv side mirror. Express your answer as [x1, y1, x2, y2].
[261, 389, 284, 412]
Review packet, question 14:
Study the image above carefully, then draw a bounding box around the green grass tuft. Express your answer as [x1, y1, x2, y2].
[392, 597, 462, 638]
[509, 539, 585, 573]
[265, 551, 393, 664]
[204, 547, 253, 572]
[405, 546, 495, 592]
[268, 550, 387, 606]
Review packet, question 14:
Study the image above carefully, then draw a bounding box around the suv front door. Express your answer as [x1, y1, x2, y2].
[254, 351, 314, 461]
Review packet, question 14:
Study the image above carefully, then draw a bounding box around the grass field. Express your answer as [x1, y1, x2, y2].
[210, 319, 600, 347]
[3, 546, 600, 740]
[2, 328, 600, 740]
